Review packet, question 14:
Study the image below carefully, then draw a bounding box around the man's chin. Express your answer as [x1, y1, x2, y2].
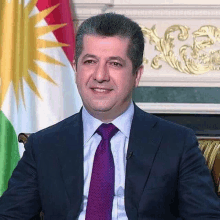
[87, 101, 114, 113]
[92, 107, 112, 113]
[86, 104, 114, 116]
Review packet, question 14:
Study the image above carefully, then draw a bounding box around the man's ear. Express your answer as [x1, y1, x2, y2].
[72, 60, 77, 83]
[72, 60, 77, 72]
[134, 65, 144, 88]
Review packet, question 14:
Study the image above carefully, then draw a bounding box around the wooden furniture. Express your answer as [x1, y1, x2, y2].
[18, 133, 31, 145]
[198, 137, 220, 196]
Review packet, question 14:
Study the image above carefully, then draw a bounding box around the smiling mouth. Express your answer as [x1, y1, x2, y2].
[92, 88, 112, 93]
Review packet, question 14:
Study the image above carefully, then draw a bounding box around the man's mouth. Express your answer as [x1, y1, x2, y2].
[91, 88, 112, 93]
[93, 88, 109, 92]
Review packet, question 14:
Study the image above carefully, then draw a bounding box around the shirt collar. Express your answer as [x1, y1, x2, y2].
[82, 102, 134, 144]
[111, 102, 134, 139]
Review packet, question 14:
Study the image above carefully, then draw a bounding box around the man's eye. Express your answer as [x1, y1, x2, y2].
[110, 62, 122, 67]
[84, 60, 95, 64]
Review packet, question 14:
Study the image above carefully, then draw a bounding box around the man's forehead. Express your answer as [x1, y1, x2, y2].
[75, 34, 133, 66]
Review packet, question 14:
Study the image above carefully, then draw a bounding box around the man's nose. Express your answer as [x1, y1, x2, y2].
[93, 63, 110, 82]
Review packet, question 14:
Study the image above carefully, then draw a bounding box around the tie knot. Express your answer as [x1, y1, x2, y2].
[96, 123, 118, 140]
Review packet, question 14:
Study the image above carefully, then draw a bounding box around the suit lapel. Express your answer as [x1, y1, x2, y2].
[55, 110, 84, 219]
[125, 104, 163, 219]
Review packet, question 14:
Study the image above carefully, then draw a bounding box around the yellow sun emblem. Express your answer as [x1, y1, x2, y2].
[0, 0, 69, 109]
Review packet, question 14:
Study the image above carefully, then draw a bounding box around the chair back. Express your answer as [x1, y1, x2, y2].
[198, 137, 220, 196]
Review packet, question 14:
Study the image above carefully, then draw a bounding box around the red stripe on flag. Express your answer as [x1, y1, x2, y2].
[36, 0, 75, 62]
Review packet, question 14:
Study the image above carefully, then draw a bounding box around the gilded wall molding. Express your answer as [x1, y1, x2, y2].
[141, 24, 220, 75]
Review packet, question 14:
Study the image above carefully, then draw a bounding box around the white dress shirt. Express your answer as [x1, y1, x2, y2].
[78, 102, 134, 220]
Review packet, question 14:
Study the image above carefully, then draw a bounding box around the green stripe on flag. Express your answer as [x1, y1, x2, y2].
[0, 111, 20, 196]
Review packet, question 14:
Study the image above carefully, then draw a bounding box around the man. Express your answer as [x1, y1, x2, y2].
[0, 13, 220, 220]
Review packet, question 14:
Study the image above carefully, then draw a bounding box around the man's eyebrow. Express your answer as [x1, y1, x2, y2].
[82, 54, 98, 60]
[81, 54, 126, 64]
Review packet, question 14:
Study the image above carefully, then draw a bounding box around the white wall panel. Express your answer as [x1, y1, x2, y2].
[72, 0, 220, 5]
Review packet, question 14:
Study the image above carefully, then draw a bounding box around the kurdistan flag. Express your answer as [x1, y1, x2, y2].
[0, 0, 82, 196]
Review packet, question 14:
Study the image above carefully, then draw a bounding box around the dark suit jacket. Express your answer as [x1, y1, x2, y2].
[0, 104, 220, 220]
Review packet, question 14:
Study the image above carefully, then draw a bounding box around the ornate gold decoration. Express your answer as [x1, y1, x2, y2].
[141, 25, 220, 74]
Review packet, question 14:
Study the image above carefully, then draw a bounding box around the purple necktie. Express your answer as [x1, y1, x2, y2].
[85, 123, 119, 220]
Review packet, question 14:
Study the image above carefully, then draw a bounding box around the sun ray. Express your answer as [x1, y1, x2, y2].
[25, 0, 38, 14]
[23, 73, 42, 99]
[20, 78, 26, 109]
[29, 62, 57, 85]
[35, 51, 65, 66]
[37, 39, 69, 49]
[12, 80, 20, 107]
[36, 24, 67, 37]
[29, 4, 59, 24]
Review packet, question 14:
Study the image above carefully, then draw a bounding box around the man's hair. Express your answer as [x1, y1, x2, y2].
[75, 13, 144, 73]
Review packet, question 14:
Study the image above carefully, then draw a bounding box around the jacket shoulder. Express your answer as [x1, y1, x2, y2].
[134, 104, 195, 136]
[25, 111, 82, 148]
[39, 111, 80, 133]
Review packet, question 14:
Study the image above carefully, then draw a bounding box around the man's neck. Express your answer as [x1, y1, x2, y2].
[83, 101, 133, 123]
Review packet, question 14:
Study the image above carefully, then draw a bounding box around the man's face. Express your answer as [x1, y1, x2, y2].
[73, 35, 143, 121]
